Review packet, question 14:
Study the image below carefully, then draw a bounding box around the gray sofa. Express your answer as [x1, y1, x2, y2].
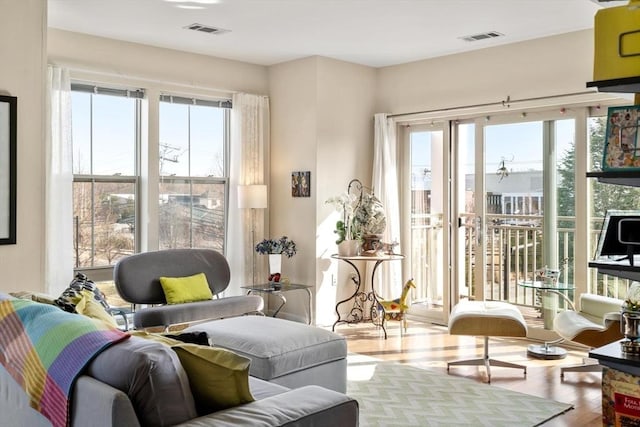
[114, 249, 349, 394]
[0, 334, 359, 427]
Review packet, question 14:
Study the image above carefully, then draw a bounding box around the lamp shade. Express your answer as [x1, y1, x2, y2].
[238, 185, 267, 209]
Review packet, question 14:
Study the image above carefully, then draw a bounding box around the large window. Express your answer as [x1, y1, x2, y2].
[71, 84, 142, 270]
[158, 96, 230, 251]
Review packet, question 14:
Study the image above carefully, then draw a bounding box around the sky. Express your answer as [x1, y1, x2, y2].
[411, 118, 575, 188]
[71, 92, 225, 177]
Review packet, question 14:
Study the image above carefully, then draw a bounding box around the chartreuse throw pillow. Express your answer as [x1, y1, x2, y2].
[159, 272, 213, 304]
[74, 289, 119, 328]
[171, 343, 255, 413]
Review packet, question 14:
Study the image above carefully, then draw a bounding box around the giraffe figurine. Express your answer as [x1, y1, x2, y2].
[377, 279, 416, 335]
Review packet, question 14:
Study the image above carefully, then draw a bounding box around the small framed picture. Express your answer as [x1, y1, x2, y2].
[602, 105, 640, 171]
[291, 171, 310, 197]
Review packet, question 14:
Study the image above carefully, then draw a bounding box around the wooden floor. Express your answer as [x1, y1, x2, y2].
[336, 320, 603, 427]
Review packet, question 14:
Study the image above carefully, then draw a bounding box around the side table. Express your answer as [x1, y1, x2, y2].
[241, 282, 312, 324]
[331, 253, 404, 339]
[518, 280, 575, 359]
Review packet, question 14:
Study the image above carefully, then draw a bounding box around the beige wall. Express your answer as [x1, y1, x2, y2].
[268, 57, 318, 323]
[0, 0, 46, 293]
[269, 57, 376, 325]
[48, 29, 269, 97]
[376, 30, 595, 115]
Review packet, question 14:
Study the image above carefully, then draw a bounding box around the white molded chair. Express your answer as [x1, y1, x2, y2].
[553, 293, 623, 378]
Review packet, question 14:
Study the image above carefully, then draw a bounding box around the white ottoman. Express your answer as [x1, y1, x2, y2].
[447, 300, 528, 383]
[185, 316, 347, 393]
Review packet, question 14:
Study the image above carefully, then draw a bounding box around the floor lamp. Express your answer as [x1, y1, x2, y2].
[238, 185, 268, 285]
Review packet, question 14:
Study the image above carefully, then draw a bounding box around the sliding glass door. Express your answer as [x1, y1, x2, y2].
[403, 111, 578, 325]
[405, 124, 447, 323]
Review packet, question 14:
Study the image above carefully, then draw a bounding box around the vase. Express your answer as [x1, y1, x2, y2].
[338, 240, 360, 257]
[268, 254, 282, 275]
[361, 234, 383, 256]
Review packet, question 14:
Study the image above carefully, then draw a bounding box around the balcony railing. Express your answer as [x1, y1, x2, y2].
[410, 213, 631, 311]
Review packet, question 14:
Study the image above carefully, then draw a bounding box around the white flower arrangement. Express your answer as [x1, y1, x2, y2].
[326, 192, 358, 243]
[624, 282, 640, 312]
[326, 180, 386, 243]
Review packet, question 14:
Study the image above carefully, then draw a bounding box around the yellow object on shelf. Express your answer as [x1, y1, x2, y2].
[593, 4, 640, 82]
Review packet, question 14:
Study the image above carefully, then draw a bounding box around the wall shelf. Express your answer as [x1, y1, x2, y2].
[587, 170, 640, 281]
[587, 171, 640, 188]
[587, 76, 640, 93]
[589, 261, 640, 282]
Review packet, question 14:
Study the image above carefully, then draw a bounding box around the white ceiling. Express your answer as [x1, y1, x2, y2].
[47, 0, 626, 68]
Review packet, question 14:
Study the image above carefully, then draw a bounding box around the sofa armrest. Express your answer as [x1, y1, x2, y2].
[173, 385, 358, 427]
[71, 376, 140, 427]
[0, 364, 51, 426]
[133, 295, 264, 329]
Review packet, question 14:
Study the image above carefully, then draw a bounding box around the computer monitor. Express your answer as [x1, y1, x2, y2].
[595, 210, 640, 266]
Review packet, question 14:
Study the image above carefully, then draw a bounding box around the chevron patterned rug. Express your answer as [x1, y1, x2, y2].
[346, 354, 573, 426]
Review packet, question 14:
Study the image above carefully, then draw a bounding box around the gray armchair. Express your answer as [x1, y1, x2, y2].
[114, 249, 263, 330]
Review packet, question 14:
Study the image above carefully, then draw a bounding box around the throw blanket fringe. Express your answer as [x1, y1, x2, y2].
[0, 294, 129, 427]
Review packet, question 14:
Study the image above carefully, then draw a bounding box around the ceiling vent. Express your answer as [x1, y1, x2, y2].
[459, 31, 504, 42]
[184, 23, 230, 35]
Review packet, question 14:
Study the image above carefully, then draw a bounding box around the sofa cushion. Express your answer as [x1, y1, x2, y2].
[186, 316, 347, 381]
[160, 272, 213, 304]
[172, 343, 255, 414]
[86, 336, 198, 427]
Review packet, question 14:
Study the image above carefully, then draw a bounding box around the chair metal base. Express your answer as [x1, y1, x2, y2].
[447, 336, 527, 383]
[560, 358, 602, 378]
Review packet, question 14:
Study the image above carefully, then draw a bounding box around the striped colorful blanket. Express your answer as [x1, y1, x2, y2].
[0, 294, 129, 427]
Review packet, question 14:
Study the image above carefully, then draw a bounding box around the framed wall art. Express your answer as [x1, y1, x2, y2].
[0, 95, 16, 244]
[291, 171, 310, 197]
[602, 105, 640, 171]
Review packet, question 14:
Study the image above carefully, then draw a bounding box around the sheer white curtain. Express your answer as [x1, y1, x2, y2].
[371, 113, 403, 299]
[228, 93, 270, 294]
[45, 66, 73, 295]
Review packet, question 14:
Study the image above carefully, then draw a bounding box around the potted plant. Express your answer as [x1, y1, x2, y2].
[255, 236, 297, 281]
[326, 180, 386, 256]
[326, 192, 360, 256]
[351, 190, 386, 254]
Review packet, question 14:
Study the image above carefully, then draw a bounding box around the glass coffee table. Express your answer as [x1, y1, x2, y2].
[518, 280, 575, 359]
[241, 282, 312, 324]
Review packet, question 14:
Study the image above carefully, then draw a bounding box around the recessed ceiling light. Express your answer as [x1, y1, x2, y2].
[177, 5, 205, 9]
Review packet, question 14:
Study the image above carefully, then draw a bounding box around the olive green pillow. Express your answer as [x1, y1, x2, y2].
[171, 343, 255, 413]
[159, 272, 213, 304]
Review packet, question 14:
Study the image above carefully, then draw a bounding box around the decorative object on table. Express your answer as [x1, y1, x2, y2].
[378, 240, 399, 255]
[255, 236, 296, 282]
[621, 281, 640, 354]
[291, 171, 311, 197]
[534, 266, 560, 285]
[376, 279, 416, 335]
[602, 105, 640, 171]
[326, 179, 387, 256]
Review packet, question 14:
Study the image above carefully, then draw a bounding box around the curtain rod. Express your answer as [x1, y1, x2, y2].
[49, 62, 261, 99]
[387, 90, 600, 118]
